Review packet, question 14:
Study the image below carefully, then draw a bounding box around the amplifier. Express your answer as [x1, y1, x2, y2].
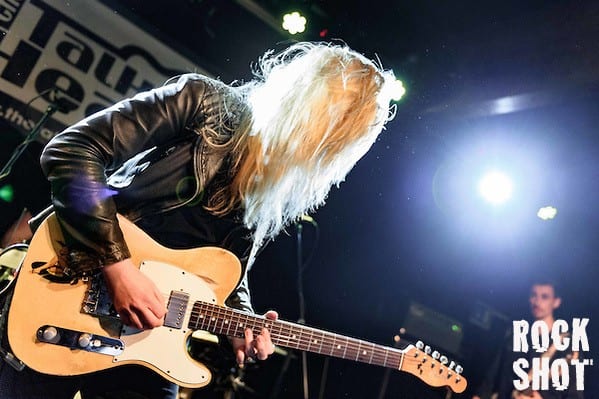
[401, 301, 463, 356]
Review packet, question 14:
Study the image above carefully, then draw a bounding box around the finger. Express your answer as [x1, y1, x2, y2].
[124, 310, 144, 330]
[254, 334, 271, 360]
[147, 297, 167, 320]
[254, 327, 275, 360]
[244, 328, 255, 358]
[118, 313, 132, 328]
[260, 327, 275, 355]
[264, 310, 278, 320]
[262, 314, 276, 355]
[236, 347, 245, 367]
[153, 289, 167, 316]
[138, 306, 163, 329]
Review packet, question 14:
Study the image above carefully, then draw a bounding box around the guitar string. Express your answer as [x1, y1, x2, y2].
[156, 294, 404, 365]
[151, 295, 462, 379]
[191, 302, 462, 382]
[174, 298, 389, 356]
[158, 294, 442, 366]
[99, 294, 462, 385]
[158, 295, 419, 365]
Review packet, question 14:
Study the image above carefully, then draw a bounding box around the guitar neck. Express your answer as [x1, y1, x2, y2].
[189, 301, 406, 369]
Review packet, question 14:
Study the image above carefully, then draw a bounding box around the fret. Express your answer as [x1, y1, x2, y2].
[298, 328, 308, 350]
[277, 325, 294, 348]
[316, 330, 324, 354]
[212, 307, 224, 335]
[224, 316, 231, 336]
[289, 329, 299, 348]
[342, 335, 348, 359]
[383, 347, 389, 367]
[196, 310, 205, 330]
[304, 328, 314, 352]
[329, 334, 336, 356]
[397, 351, 405, 371]
[236, 314, 247, 337]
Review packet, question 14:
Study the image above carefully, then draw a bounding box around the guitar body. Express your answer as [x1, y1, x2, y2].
[5, 214, 469, 394]
[7, 214, 242, 388]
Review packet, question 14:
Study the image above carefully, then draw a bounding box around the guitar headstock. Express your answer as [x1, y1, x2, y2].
[399, 340, 467, 393]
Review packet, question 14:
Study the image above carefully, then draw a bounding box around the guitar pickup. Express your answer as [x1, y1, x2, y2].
[164, 291, 189, 329]
[36, 325, 124, 356]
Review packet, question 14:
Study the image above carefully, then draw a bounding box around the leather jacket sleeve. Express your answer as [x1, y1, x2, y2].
[40, 74, 210, 274]
[226, 270, 254, 313]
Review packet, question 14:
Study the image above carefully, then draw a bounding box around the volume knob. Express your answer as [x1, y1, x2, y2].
[78, 333, 92, 348]
[42, 326, 60, 343]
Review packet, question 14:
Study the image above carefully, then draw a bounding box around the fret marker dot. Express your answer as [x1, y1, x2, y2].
[199, 315, 204, 319]
[239, 323, 243, 327]
[292, 335, 297, 339]
[337, 345, 342, 349]
[313, 340, 318, 344]
[211, 317, 216, 321]
[224, 320, 229, 324]
[363, 350, 367, 355]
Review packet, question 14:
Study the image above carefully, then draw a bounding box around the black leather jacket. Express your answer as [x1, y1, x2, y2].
[39, 73, 254, 312]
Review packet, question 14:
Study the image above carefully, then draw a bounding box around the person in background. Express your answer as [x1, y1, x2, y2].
[472, 280, 583, 399]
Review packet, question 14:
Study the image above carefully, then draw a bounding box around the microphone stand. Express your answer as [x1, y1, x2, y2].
[296, 221, 310, 399]
[0, 103, 60, 182]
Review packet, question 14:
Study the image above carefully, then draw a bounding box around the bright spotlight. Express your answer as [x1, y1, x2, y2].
[282, 11, 306, 34]
[537, 206, 557, 220]
[478, 171, 513, 205]
[388, 78, 406, 101]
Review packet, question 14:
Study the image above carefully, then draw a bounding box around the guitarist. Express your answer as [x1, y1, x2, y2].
[0, 42, 396, 398]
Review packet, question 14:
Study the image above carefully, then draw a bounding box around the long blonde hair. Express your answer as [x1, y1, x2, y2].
[206, 42, 396, 265]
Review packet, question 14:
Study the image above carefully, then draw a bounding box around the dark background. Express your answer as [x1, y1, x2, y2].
[3, 1, 598, 398]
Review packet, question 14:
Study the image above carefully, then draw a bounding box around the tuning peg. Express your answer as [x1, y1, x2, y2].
[439, 355, 448, 364]
[455, 364, 463, 374]
[448, 360, 456, 370]
[424, 345, 432, 355]
[416, 340, 424, 350]
[432, 350, 440, 360]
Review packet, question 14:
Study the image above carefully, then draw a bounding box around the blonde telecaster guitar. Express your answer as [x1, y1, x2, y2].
[7, 213, 467, 393]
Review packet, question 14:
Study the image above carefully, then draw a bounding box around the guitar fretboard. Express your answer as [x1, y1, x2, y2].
[188, 301, 406, 369]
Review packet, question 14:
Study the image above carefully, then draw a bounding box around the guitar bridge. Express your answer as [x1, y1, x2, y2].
[81, 273, 118, 318]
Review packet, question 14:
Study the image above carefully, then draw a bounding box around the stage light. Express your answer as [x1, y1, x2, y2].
[388, 78, 406, 101]
[537, 206, 557, 220]
[478, 171, 513, 205]
[282, 11, 306, 34]
[0, 184, 14, 203]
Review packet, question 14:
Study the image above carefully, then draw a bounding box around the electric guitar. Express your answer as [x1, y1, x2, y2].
[7, 213, 467, 393]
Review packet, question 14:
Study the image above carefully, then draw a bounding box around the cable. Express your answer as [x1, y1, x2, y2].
[295, 216, 319, 399]
[0, 89, 63, 181]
